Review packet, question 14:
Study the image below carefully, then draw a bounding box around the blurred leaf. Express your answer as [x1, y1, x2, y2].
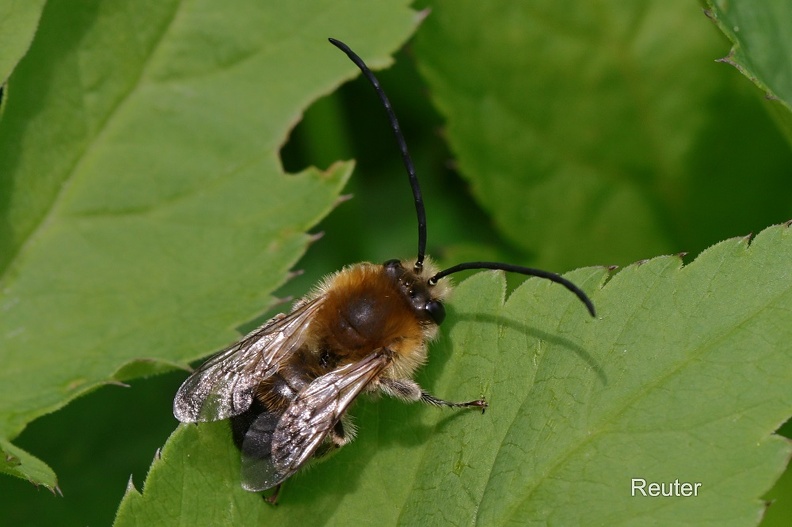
[704, 0, 792, 145]
[0, 0, 45, 85]
[0, 372, 185, 527]
[762, 436, 792, 527]
[118, 223, 792, 525]
[0, 0, 418, 488]
[413, 0, 792, 270]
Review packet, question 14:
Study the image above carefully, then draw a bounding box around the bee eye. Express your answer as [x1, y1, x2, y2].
[426, 300, 446, 325]
[383, 259, 401, 269]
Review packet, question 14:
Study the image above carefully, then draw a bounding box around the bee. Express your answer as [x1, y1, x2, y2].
[173, 38, 596, 503]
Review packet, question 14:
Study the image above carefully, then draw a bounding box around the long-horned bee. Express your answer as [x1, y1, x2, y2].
[173, 38, 595, 502]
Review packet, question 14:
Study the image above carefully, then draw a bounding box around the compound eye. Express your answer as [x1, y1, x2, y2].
[383, 259, 403, 278]
[426, 300, 446, 325]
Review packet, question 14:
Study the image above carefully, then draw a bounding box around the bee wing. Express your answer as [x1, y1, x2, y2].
[240, 351, 391, 491]
[173, 297, 325, 423]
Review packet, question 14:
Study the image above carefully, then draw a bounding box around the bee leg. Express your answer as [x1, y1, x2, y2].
[419, 391, 488, 413]
[379, 378, 488, 413]
[330, 419, 347, 445]
[263, 484, 281, 505]
[315, 420, 346, 457]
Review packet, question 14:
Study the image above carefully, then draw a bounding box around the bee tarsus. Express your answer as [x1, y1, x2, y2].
[419, 391, 488, 411]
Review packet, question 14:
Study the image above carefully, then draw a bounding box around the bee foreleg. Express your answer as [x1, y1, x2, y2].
[379, 378, 488, 412]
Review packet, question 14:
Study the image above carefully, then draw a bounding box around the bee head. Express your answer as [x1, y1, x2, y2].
[383, 259, 447, 325]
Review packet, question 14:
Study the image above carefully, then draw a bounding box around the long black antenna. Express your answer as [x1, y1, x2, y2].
[328, 39, 595, 319]
[329, 38, 427, 272]
[430, 262, 596, 317]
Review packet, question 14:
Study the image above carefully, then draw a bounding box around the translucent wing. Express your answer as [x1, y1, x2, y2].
[173, 297, 325, 422]
[240, 351, 391, 491]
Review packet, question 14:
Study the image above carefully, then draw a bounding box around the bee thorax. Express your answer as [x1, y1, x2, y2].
[314, 263, 428, 361]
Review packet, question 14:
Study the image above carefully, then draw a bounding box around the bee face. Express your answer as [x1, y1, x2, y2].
[173, 39, 595, 503]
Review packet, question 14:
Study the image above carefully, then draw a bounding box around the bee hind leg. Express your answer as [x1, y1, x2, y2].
[313, 418, 354, 462]
[379, 378, 488, 413]
[263, 484, 281, 505]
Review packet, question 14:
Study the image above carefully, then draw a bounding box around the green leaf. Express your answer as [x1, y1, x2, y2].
[0, 437, 56, 490]
[115, 423, 267, 526]
[0, 0, 45, 86]
[704, 0, 792, 145]
[0, 0, 418, 488]
[762, 424, 792, 527]
[118, 223, 792, 525]
[413, 0, 792, 270]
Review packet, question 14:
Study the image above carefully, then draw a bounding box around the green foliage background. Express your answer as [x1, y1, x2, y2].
[0, 0, 790, 525]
